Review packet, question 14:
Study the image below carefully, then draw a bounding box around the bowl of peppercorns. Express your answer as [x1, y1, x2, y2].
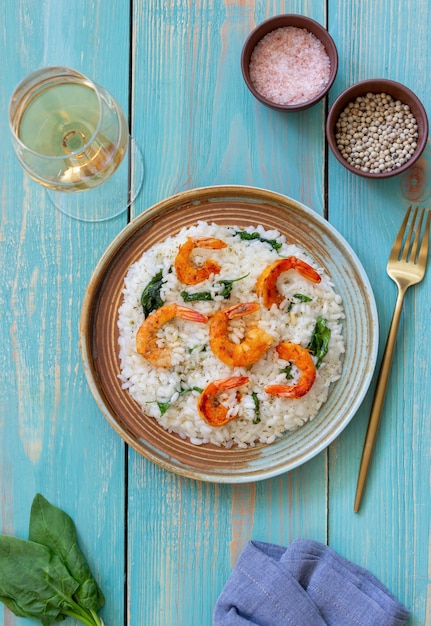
[326, 79, 428, 178]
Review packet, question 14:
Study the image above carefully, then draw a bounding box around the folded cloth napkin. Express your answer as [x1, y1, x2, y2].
[213, 539, 409, 626]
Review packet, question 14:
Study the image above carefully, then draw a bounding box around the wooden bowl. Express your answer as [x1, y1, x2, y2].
[326, 79, 429, 178]
[241, 14, 338, 111]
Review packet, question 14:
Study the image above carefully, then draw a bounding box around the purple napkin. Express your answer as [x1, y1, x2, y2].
[213, 539, 409, 626]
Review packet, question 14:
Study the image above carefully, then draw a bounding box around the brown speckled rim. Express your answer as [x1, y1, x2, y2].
[79, 185, 378, 483]
[326, 79, 429, 179]
[241, 14, 339, 111]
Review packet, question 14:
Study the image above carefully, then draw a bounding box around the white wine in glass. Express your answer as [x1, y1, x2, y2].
[9, 66, 144, 221]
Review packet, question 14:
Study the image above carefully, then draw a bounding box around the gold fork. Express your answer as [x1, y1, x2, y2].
[354, 205, 431, 512]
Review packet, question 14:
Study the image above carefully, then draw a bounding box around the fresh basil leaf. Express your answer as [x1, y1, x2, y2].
[179, 386, 204, 395]
[140, 269, 167, 317]
[157, 385, 204, 415]
[180, 273, 249, 302]
[29, 494, 104, 612]
[157, 401, 171, 415]
[293, 293, 312, 303]
[217, 274, 249, 299]
[251, 392, 261, 424]
[234, 230, 282, 251]
[0, 535, 79, 626]
[307, 316, 331, 368]
[280, 365, 293, 380]
[180, 290, 213, 302]
[287, 293, 313, 312]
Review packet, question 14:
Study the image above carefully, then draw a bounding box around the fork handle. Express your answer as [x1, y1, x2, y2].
[354, 286, 407, 512]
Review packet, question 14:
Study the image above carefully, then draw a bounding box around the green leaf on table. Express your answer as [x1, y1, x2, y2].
[0, 534, 79, 626]
[29, 494, 104, 612]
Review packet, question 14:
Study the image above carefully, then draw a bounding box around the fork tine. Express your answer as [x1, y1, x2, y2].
[390, 205, 412, 262]
[418, 209, 431, 267]
[400, 206, 418, 262]
[409, 207, 425, 262]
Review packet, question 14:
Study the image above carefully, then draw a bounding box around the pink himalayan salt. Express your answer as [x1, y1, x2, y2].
[249, 26, 331, 105]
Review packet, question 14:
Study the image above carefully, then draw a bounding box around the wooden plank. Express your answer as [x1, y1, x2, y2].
[130, 0, 329, 213]
[0, 1, 131, 624]
[327, 0, 431, 622]
[128, 454, 327, 625]
[128, 1, 329, 624]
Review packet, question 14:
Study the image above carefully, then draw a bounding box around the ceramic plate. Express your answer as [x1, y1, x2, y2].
[80, 185, 378, 482]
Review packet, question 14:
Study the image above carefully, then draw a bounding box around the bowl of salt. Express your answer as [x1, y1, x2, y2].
[241, 14, 338, 111]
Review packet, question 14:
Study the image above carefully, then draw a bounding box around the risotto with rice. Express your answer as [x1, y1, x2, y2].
[117, 221, 345, 448]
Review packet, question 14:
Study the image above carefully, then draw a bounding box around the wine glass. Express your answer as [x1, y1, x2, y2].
[9, 66, 144, 222]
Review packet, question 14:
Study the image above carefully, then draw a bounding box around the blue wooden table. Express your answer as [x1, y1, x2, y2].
[1, 1, 431, 625]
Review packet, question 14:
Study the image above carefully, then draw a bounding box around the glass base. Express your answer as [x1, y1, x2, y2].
[46, 137, 144, 222]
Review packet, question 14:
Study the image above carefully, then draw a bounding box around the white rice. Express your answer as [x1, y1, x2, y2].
[117, 221, 345, 448]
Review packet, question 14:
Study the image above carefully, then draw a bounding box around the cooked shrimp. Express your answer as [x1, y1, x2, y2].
[256, 256, 321, 308]
[265, 341, 316, 398]
[198, 376, 249, 426]
[174, 236, 228, 285]
[209, 302, 273, 367]
[136, 303, 208, 367]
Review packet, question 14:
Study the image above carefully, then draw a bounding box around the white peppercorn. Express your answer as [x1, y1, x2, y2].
[334, 92, 419, 173]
